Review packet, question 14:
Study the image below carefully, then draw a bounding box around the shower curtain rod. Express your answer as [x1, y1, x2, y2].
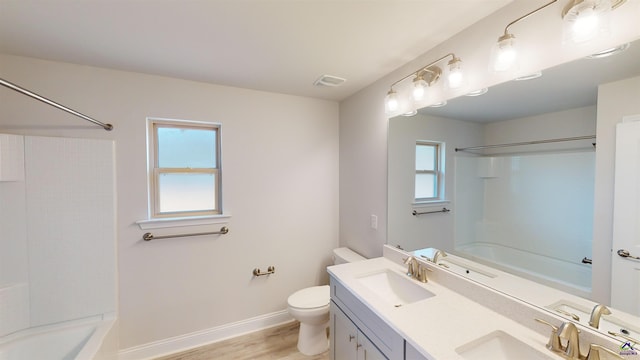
[0, 78, 113, 131]
[455, 135, 596, 152]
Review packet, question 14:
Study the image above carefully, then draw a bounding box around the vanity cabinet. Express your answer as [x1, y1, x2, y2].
[331, 301, 386, 360]
[330, 275, 405, 360]
[405, 341, 428, 360]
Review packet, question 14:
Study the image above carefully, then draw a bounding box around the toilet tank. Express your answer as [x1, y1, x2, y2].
[332, 247, 366, 265]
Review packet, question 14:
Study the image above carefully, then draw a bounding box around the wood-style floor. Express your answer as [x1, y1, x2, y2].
[154, 321, 329, 360]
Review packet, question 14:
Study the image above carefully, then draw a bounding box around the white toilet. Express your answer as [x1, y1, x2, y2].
[287, 247, 366, 355]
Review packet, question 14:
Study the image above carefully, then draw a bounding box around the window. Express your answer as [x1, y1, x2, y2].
[148, 119, 221, 218]
[415, 141, 444, 202]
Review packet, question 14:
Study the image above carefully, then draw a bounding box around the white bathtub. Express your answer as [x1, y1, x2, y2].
[0, 315, 115, 360]
[455, 242, 592, 298]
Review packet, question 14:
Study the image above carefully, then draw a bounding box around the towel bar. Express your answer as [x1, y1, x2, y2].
[412, 208, 450, 216]
[143, 226, 229, 241]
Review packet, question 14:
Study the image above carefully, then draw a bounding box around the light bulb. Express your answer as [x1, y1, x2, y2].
[562, 0, 612, 43]
[573, 7, 600, 40]
[412, 75, 428, 101]
[493, 34, 518, 72]
[447, 57, 464, 89]
[385, 89, 399, 114]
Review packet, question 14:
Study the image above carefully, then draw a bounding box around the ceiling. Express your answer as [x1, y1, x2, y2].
[0, 0, 512, 102]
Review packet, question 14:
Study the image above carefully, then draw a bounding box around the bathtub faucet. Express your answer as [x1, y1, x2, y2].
[589, 304, 611, 329]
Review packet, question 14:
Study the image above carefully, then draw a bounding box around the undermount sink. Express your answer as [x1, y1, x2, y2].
[455, 330, 554, 360]
[357, 269, 435, 307]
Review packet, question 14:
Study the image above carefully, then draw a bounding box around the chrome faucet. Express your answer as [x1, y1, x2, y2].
[558, 321, 581, 359]
[432, 249, 447, 264]
[589, 304, 611, 329]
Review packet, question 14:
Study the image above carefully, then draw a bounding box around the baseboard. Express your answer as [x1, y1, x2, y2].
[118, 310, 293, 360]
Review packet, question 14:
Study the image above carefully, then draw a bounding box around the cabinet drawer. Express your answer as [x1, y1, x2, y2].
[330, 276, 404, 360]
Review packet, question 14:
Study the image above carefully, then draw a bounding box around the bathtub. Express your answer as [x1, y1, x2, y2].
[455, 242, 592, 298]
[0, 314, 115, 360]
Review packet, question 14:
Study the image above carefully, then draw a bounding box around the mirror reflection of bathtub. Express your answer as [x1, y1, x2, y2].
[454, 242, 591, 298]
[453, 150, 595, 299]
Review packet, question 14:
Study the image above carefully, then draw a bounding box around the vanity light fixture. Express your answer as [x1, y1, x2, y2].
[412, 67, 441, 102]
[412, 75, 428, 101]
[385, 53, 463, 115]
[385, 89, 399, 113]
[492, 33, 518, 72]
[561, 0, 626, 43]
[491, 0, 558, 72]
[447, 56, 464, 89]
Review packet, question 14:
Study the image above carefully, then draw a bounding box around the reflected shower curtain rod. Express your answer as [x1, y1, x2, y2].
[0, 78, 113, 131]
[455, 135, 596, 152]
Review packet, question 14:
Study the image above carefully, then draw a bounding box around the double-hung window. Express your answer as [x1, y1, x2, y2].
[415, 141, 444, 202]
[148, 119, 221, 218]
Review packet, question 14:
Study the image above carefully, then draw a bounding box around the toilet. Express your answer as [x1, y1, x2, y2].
[287, 247, 366, 355]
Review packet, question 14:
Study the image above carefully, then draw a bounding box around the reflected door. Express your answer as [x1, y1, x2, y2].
[611, 120, 640, 316]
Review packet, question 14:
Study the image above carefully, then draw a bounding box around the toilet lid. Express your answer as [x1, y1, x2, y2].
[288, 285, 330, 309]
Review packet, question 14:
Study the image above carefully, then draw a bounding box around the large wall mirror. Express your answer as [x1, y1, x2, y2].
[388, 38, 640, 340]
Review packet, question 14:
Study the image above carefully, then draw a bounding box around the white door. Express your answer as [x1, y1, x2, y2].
[611, 119, 640, 316]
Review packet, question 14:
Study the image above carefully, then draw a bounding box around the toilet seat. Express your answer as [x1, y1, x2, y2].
[287, 285, 329, 310]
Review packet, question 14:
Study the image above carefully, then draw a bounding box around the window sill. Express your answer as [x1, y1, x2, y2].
[136, 214, 231, 230]
[412, 200, 450, 208]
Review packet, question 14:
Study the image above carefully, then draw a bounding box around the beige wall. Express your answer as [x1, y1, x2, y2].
[0, 54, 339, 350]
[339, 0, 640, 303]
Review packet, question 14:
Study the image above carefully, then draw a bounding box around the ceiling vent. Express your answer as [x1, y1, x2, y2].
[313, 75, 346, 87]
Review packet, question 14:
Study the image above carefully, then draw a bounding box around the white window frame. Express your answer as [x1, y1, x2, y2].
[414, 141, 445, 203]
[146, 118, 222, 219]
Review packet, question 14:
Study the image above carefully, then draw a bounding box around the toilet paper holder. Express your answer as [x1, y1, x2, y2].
[253, 266, 275, 277]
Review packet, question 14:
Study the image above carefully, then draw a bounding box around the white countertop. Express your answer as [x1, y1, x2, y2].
[328, 256, 566, 360]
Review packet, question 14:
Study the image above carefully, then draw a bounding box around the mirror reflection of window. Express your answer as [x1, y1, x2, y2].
[415, 141, 444, 202]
